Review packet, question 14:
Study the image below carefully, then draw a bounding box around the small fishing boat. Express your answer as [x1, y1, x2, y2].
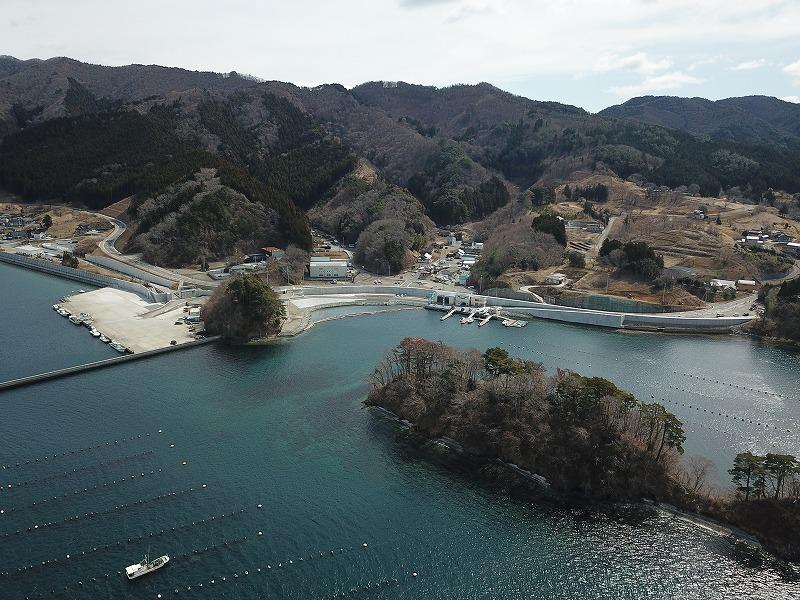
[89, 328, 101, 338]
[68, 315, 83, 325]
[125, 553, 169, 580]
[110, 341, 128, 354]
[53, 303, 61, 310]
[57, 308, 70, 317]
[99, 334, 111, 343]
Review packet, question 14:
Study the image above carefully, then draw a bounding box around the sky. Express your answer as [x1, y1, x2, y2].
[3, 0, 800, 112]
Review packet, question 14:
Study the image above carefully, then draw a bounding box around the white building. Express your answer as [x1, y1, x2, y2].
[545, 273, 567, 285]
[308, 257, 349, 279]
[710, 279, 736, 289]
[736, 280, 758, 292]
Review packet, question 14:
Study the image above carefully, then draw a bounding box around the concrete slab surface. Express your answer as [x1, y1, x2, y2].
[62, 288, 200, 353]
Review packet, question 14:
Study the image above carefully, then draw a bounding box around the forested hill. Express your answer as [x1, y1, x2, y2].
[600, 95, 800, 146]
[2, 57, 800, 267]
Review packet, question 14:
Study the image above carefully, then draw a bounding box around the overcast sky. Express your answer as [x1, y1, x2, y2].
[3, 0, 800, 111]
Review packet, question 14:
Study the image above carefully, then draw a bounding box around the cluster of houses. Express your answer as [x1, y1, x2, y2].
[737, 229, 799, 256]
[0, 214, 43, 240]
[13, 240, 76, 260]
[419, 235, 484, 287]
[207, 246, 288, 280]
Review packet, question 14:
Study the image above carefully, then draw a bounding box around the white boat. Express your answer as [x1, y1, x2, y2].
[89, 328, 101, 338]
[513, 320, 527, 328]
[68, 315, 83, 325]
[53, 304, 61, 310]
[125, 554, 169, 580]
[110, 341, 128, 353]
[99, 334, 111, 343]
[57, 308, 70, 317]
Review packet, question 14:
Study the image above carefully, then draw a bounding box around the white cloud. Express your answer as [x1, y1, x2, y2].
[1, 0, 800, 111]
[732, 58, 767, 70]
[785, 59, 800, 84]
[610, 71, 704, 97]
[595, 52, 672, 75]
[688, 55, 722, 71]
[782, 96, 800, 103]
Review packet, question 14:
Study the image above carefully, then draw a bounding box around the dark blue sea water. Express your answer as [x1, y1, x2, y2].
[1, 262, 799, 599]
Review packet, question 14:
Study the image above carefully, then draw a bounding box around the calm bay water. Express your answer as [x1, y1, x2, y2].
[1, 262, 799, 599]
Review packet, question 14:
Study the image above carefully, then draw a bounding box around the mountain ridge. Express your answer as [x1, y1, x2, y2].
[2, 56, 799, 269]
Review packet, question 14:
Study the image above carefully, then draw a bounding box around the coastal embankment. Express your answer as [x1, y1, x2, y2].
[288, 285, 754, 332]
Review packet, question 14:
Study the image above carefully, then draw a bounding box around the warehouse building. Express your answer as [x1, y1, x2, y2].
[308, 256, 349, 279]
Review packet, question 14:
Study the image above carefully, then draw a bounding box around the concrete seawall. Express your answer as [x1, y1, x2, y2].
[0, 252, 169, 303]
[291, 286, 753, 331]
[0, 336, 220, 392]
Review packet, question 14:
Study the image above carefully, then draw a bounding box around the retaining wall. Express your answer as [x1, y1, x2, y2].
[0, 252, 166, 303]
[83, 255, 176, 287]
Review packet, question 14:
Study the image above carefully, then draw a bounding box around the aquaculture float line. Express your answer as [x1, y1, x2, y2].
[0, 484, 209, 539]
[1, 507, 250, 579]
[0, 467, 165, 514]
[1, 451, 156, 492]
[1, 430, 161, 472]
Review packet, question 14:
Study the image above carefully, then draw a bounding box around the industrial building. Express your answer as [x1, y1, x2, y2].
[308, 256, 349, 279]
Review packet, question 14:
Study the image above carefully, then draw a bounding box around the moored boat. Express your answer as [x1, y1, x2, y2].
[125, 554, 169, 580]
[89, 328, 101, 338]
[99, 334, 110, 343]
[68, 315, 83, 325]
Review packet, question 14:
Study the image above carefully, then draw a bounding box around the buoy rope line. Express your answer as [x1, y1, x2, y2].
[664, 385, 778, 419]
[19, 533, 256, 600]
[154, 541, 388, 599]
[674, 371, 787, 399]
[1, 507, 248, 579]
[500, 342, 795, 437]
[1, 431, 162, 471]
[318, 574, 415, 600]
[656, 397, 792, 434]
[0, 484, 209, 539]
[500, 341, 792, 401]
[0, 467, 165, 515]
[0, 451, 156, 493]
[681, 419, 783, 449]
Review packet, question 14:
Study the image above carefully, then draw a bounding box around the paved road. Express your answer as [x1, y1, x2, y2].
[96, 215, 217, 289]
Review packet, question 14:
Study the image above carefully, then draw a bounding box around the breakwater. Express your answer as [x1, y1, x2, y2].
[0, 336, 219, 392]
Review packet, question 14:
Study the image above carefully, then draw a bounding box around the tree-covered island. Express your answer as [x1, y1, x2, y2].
[367, 338, 800, 562]
[202, 274, 285, 342]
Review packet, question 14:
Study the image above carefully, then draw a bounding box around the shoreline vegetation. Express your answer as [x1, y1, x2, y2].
[365, 337, 800, 566]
